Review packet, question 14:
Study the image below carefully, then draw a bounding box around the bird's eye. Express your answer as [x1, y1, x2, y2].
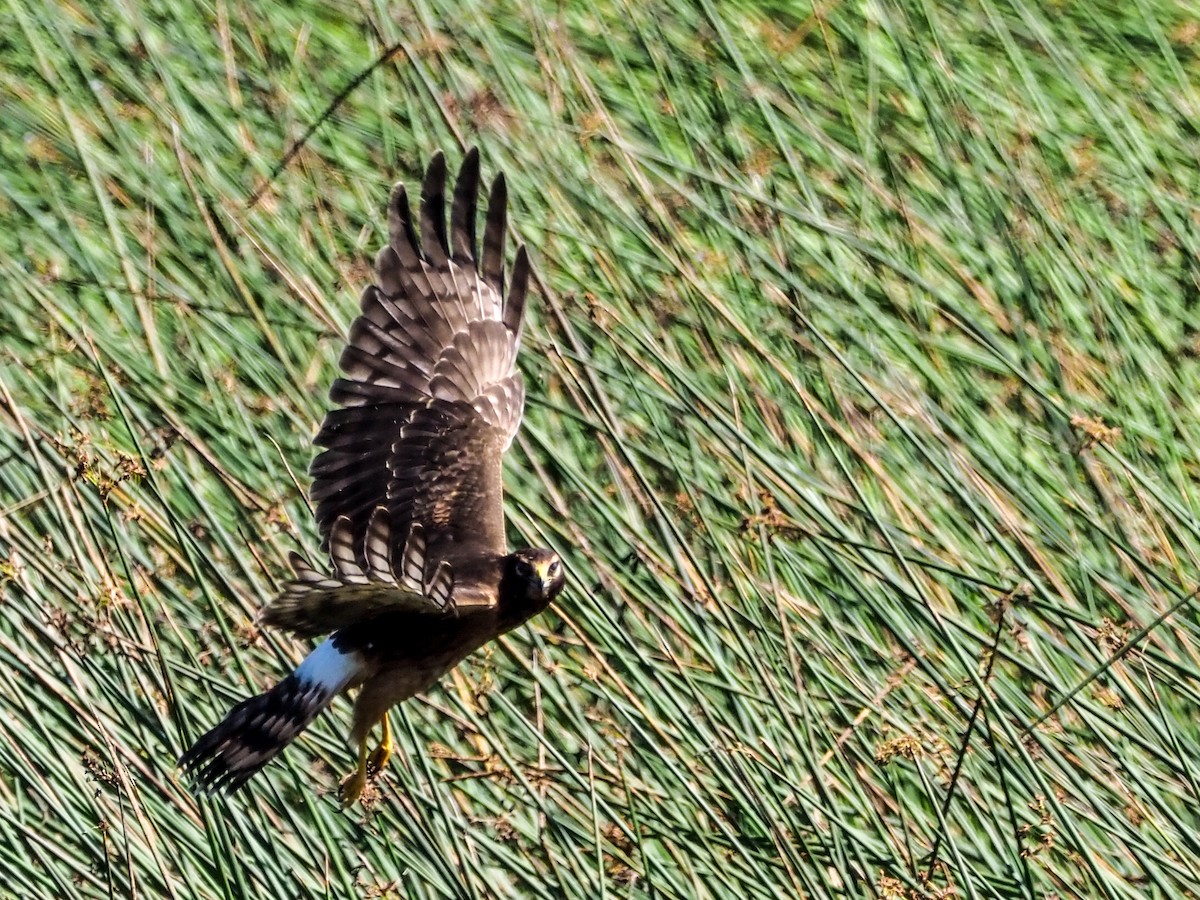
[514, 559, 533, 578]
[547, 560, 561, 578]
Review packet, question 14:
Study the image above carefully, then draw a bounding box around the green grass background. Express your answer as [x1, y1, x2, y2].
[3, 0, 1200, 897]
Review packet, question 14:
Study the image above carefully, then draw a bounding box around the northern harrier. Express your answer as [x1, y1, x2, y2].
[180, 149, 565, 805]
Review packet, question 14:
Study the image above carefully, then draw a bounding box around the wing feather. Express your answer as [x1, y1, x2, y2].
[329, 517, 366, 582]
[419, 151, 451, 270]
[504, 245, 531, 338]
[451, 148, 480, 264]
[425, 560, 454, 611]
[363, 508, 394, 583]
[398, 524, 426, 592]
[387, 182, 420, 257]
[481, 174, 507, 293]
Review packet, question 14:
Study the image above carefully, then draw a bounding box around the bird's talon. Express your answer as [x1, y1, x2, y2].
[338, 769, 367, 807]
[366, 744, 391, 779]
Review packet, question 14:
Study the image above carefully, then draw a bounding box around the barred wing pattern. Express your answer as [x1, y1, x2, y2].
[309, 149, 530, 574]
[261, 510, 454, 638]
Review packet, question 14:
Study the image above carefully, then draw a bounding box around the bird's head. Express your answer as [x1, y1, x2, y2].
[505, 548, 565, 611]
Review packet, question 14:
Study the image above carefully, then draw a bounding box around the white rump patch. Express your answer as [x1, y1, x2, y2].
[294, 638, 360, 693]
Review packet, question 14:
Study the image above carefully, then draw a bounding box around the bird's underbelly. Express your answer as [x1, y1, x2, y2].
[348, 634, 489, 741]
[370, 651, 467, 704]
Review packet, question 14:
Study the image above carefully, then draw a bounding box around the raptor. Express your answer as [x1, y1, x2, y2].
[180, 149, 565, 805]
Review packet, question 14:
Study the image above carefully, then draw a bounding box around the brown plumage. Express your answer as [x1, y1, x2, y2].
[179, 150, 565, 803]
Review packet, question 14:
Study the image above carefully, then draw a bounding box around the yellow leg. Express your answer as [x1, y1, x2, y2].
[366, 713, 393, 778]
[338, 738, 369, 807]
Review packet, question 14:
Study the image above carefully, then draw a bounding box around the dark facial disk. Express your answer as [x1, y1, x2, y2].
[506, 548, 565, 609]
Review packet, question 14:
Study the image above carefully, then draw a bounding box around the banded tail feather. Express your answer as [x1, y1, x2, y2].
[179, 639, 363, 794]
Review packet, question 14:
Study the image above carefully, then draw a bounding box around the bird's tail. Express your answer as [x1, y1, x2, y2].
[179, 638, 363, 795]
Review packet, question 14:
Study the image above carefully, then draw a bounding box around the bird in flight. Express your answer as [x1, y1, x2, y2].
[179, 149, 565, 805]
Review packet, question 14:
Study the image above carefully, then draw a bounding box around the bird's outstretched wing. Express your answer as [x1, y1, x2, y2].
[269, 149, 530, 635]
